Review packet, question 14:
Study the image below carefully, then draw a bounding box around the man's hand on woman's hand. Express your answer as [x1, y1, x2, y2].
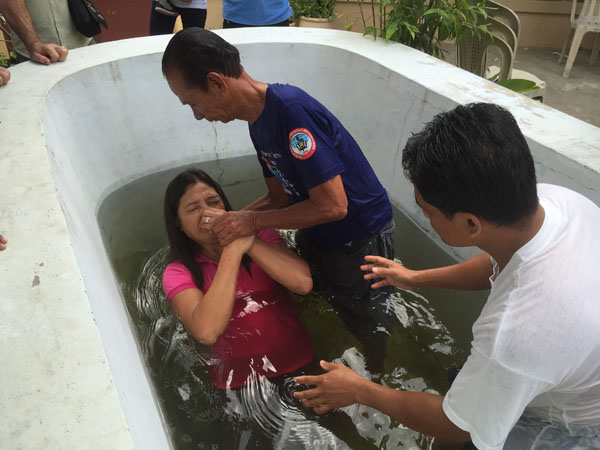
[211, 210, 258, 247]
[361, 255, 418, 290]
[200, 207, 226, 230]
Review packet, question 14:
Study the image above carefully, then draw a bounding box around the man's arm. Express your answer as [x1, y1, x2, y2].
[362, 252, 493, 291]
[211, 175, 348, 247]
[242, 177, 291, 211]
[0, 0, 68, 64]
[294, 361, 470, 445]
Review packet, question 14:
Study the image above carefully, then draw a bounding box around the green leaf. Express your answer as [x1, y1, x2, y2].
[424, 8, 451, 21]
[453, 16, 463, 37]
[496, 79, 540, 94]
[478, 23, 492, 39]
[385, 22, 399, 40]
[403, 22, 418, 39]
[439, 23, 449, 41]
[364, 26, 377, 38]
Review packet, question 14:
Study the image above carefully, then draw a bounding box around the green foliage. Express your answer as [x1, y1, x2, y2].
[0, 50, 17, 68]
[1, 12, 17, 67]
[496, 78, 540, 94]
[290, 0, 337, 20]
[354, 0, 490, 59]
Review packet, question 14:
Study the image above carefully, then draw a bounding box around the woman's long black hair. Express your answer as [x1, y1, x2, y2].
[164, 168, 251, 289]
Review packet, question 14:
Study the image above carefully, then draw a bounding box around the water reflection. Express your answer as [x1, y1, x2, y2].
[128, 245, 460, 449]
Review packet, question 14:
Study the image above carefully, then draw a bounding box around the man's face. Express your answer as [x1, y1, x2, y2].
[414, 187, 469, 247]
[166, 69, 235, 123]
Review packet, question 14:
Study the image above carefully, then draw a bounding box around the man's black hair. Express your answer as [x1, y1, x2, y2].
[402, 102, 538, 226]
[162, 28, 243, 90]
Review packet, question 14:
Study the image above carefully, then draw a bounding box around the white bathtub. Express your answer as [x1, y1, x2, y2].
[1, 28, 598, 449]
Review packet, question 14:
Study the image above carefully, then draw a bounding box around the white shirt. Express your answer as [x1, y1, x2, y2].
[442, 184, 600, 450]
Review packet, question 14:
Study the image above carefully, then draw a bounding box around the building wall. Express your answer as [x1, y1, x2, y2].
[0, 0, 586, 49]
[332, 0, 593, 49]
[94, 0, 223, 43]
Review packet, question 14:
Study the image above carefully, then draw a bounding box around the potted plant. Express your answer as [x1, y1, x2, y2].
[290, 0, 337, 28]
[352, 0, 490, 59]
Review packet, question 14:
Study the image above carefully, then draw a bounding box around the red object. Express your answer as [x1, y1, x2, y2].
[162, 229, 314, 389]
[93, 0, 151, 43]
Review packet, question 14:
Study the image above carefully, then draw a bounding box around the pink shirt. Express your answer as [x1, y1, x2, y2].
[162, 229, 314, 389]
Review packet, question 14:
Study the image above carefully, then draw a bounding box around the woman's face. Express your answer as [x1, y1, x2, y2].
[177, 181, 225, 245]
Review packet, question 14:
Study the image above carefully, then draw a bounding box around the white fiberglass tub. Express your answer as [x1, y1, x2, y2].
[1, 28, 599, 449]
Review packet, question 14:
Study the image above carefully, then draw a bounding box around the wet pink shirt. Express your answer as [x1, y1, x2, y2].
[162, 229, 314, 389]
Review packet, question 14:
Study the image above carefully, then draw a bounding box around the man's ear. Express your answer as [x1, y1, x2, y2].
[206, 72, 227, 92]
[461, 213, 483, 239]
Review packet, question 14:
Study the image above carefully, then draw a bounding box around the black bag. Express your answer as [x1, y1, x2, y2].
[68, 0, 108, 38]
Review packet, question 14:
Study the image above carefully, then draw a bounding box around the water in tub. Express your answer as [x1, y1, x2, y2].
[98, 155, 487, 450]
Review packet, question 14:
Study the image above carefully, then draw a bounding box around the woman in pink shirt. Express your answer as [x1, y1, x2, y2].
[162, 169, 314, 389]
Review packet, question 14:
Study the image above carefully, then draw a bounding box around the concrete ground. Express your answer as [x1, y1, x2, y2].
[443, 45, 600, 128]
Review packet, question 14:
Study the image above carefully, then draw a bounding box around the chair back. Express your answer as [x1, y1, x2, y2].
[571, 0, 600, 27]
[486, 0, 521, 41]
[488, 16, 518, 54]
[457, 26, 514, 80]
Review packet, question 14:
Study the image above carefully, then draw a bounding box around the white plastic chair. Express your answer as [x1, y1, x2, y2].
[459, 1, 546, 102]
[487, 0, 520, 41]
[457, 24, 514, 81]
[558, 0, 600, 78]
[485, 16, 547, 102]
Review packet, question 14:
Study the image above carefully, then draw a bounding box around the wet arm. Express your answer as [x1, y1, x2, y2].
[359, 383, 470, 444]
[170, 245, 244, 345]
[409, 252, 493, 290]
[251, 175, 348, 231]
[246, 240, 313, 295]
[213, 175, 347, 247]
[295, 362, 470, 445]
[365, 252, 492, 291]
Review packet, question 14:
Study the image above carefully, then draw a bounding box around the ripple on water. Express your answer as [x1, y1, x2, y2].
[125, 244, 460, 449]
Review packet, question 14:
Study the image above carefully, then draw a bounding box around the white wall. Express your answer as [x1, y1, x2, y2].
[1, 28, 599, 449]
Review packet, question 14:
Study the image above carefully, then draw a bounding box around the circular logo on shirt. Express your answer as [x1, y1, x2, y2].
[289, 128, 316, 160]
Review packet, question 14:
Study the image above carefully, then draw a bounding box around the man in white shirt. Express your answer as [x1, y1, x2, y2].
[294, 102, 600, 450]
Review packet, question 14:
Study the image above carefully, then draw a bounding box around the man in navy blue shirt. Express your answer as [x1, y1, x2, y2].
[162, 28, 395, 367]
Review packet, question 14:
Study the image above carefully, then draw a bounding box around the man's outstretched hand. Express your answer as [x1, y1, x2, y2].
[293, 360, 366, 414]
[361, 255, 418, 290]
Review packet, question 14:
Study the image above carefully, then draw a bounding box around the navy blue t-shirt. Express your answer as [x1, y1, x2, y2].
[249, 84, 392, 250]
